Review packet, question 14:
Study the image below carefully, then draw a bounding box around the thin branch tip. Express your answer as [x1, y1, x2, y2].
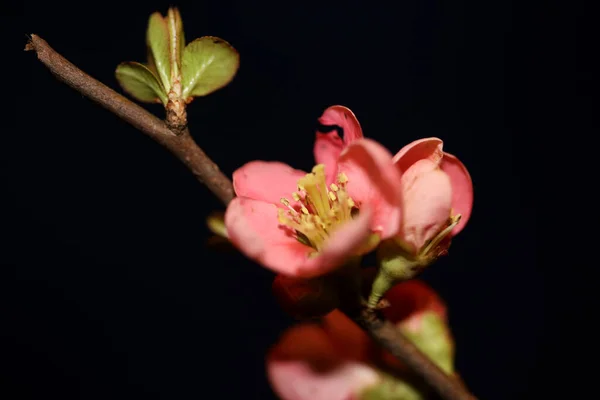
[24, 34, 35, 51]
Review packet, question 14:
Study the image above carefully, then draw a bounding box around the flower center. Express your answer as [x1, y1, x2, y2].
[278, 164, 357, 251]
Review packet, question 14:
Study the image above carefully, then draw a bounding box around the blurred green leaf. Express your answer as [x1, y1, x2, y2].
[206, 211, 228, 238]
[401, 313, 455, 375]
[360, 373, 424, 400]
[115, 62, 167, 104]
[181, 37, 240, 99]
[146, 12, 171, 92]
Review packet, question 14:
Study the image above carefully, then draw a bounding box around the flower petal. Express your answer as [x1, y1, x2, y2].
[382, 280, 448, 329]
[315, 106, 364, 184]
[297, 207, 374, 278]
[400, 159, 452, 253]
[314, 131, 344, 185]
[224, 197, 313, 275]
[337, 139, 403, 239]
[392, 137, 444, 173]
[225, 197, 372, 278]
[233, 161, 306, 205]
[321, 310, 373, 363]
[267, 323, 379, 400]
[318, 105, 364, 143]
[440, 152, 473, 236]
[379, 280, 454, 373]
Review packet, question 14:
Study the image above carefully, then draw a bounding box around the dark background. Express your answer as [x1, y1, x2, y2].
[2, 0, 579, 398]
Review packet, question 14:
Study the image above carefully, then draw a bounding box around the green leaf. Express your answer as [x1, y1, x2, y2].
[360, 373, 424, 400]
[167, 7, 185, 78]
[181, 36, 240, 99]
[146, 12, 171, 92]
[401, 313, 455, 375]
[206, 211, 227, 238]
[115, 62, 167, 105]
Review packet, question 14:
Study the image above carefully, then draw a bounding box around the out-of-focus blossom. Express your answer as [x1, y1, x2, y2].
[267, 277, 455, 400]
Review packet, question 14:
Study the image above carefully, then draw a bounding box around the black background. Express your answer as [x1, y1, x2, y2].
[2, 0, 580, 398]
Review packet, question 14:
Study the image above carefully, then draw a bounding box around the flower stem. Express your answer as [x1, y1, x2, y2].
[368, 269, 394, 308]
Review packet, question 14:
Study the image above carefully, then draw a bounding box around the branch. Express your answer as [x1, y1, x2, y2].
[350, 310, 476, 400]
[25, 34, 234, 206]
[26, 34, 476, 400]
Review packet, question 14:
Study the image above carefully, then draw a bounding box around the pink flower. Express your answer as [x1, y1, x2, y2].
[315, 106, 473, 260]
[225, 129, 403, 278]
[391, 138, 473, 259]
[266, 277, 454, 400]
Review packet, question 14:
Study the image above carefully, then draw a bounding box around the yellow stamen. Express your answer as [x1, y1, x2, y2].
[278, 164, 358, 251]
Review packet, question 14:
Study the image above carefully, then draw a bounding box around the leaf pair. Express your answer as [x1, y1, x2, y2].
[116, 7, 239, 106]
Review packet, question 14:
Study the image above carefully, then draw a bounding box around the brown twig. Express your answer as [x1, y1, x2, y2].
[25, 34, 233, 206]
[350, 309, 476, 400]
[26, 34, 476, 400]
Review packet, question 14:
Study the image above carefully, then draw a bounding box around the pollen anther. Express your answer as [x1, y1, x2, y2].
[278, 164, 358, 251]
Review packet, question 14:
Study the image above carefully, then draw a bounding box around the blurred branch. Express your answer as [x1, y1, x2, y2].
[350, 309, 476, 400]
[26, 34, 476, 400]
